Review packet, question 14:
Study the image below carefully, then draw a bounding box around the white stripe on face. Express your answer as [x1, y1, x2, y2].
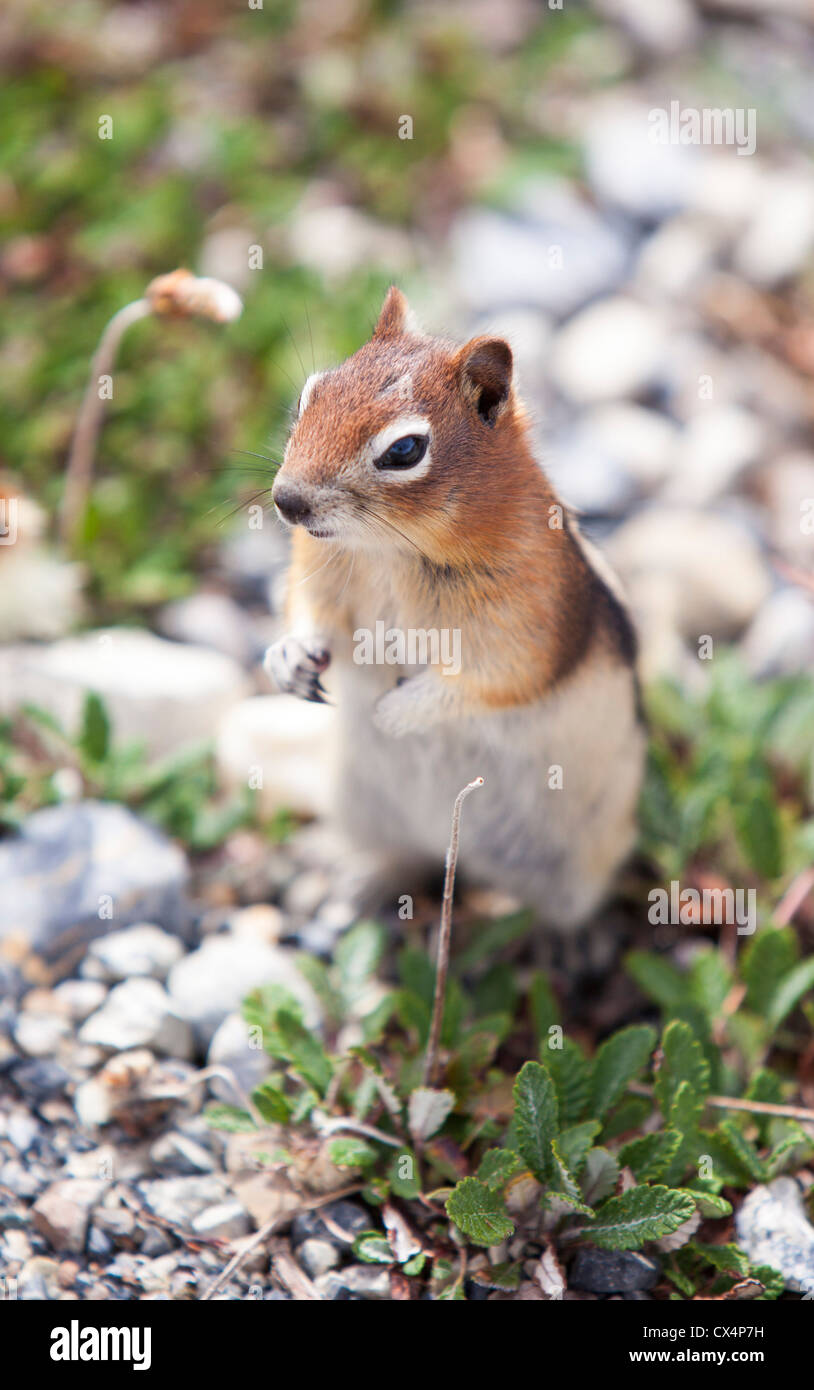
[298, 372, 325, 415]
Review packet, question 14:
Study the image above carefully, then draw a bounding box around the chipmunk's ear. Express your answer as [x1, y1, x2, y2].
[373, 286, 417, 339]
[455, 336, 513, 425]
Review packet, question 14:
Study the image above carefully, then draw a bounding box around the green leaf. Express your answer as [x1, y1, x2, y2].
[549, 1138, 582, 1202]
[455, 910, 532, 971]
[78, 691, 110, 763]
[715, 1119, 767, 1183]
[693, 1242, 750, 1277]
[626, 951, 688, 1011]
[335, 920, 385, 1002]
[586, 1186, 697, 1250]
[328, 1137, 379, 1170]
[513, 1061, 558, 1182]
[742, 927, 798, 1015]
[766, 957, 814, 1031]
[580, 1147, 619, 1206]
[528, 971, 560, 1042]
[388, 1150, 421, 1200]
[688, 951, 733, 1019]
[250, 1082, 291, 1124]
[558, 1121, 600, 1176]
[590, 1025, 656, 1119]
[352, 1231, 394, 1263]
[274, 1011, 333, 1096]
[445, 1178, 515, 1247]
[203, 1103, 257, 1133]
[654, 1020, 710, 1121]
[618, 1129, 683, 1183]
[684, 1189, 732, 1219]
[734, 790, 783, 879]
[545, 1037, 591, 1126]
[476, 1149, 521, 1191]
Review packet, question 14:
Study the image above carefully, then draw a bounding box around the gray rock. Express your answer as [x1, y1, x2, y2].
[218, 523, 290, 606]
[297, 1237, 341, 1279]
[149, 1131, 216, 1175]
[291, 1199, 370, 1250]
[11, 1059, 73, 1100]
[6, 1107, 40, 1153]
[570, 1248, 660, 1293]
[32, 1178, 108, 1254]
[584, 100, 700, 222]
[191, 1201, 250, 1242]
[137, 1176, 230, 1232]
[734, 169, 814, 287]
[79, 978, 194, 1059]
[742, 588, 814, 679]
[82, 923, 185, 983]
[664, 406, 765, 506]
[450, 183, 630, 319]
[158, 592, 261, 667]
[0, 1158, 47, 1199]
[206, 1010, 271, 1104]
[0, 800, 190, 964]
[736, 1177, 814, 1294]
[167, 935, 320, 1048]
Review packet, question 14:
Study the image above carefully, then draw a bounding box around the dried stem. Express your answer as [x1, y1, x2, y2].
[422, 776, 484, 1087]
[629, 1081, 814, 1126]
[60, 297, 152, 548]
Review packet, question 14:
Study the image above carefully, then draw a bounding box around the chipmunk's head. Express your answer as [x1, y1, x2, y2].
[272, 287, 529, 562]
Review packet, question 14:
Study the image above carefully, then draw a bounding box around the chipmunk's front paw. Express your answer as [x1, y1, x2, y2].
[264, 635, 331, 704]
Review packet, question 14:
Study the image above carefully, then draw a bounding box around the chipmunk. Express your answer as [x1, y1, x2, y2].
[264, 287, 646, 930]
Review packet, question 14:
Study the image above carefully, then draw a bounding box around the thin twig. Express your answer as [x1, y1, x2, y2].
[60, 298, 151, 548]
[199, 1184, 361, 1301]
[423, 777, 484, 1087]
[629, 1081, 814, 1125]
[313, 1114, 403, 1149]
[775, 866, 814, 926]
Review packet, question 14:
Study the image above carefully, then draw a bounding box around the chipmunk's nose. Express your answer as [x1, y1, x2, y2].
[273, 481, 312, 526]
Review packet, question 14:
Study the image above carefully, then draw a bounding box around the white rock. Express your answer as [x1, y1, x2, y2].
[607, 507, 771, 678]
[13, 1012, 71, 1059]
[546, 403, 678, 508]
[664, 406, 765, 505]
[51, 980, 108, 1023]
[287, 198, 412, 282]
[583, 99, 701, 221]
[0, 628, 250, 758]
[761, 451, 814, 565]
[734, 169, 814, 287]
[167, 936, 321, 1047]
[451, 182, 630, 318]
[82, 924, 185, 983]
[551, 297, 668, 404]
[0, 547, 83, 642]
[635, 214, 720, 300]
[594, 0, 699, 54]
[742, 588, 814, 679]
[216, 695, 335, 818]
[79, 978, 194, 1059]
[736, 1177, 814, 1294]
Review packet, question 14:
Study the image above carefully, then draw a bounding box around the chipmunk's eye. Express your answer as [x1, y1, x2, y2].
[375, 434, 428, 470]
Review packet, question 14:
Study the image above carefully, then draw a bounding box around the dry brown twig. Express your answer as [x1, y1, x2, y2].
[423, 776, 484, 1088]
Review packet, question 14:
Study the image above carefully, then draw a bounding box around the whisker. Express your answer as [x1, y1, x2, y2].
[280, 314, 307, 384]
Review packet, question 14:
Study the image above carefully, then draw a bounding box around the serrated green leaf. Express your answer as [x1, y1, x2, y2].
[685, 1189, 732, 1219]
[549, 1138, 582, 1202]
[618, 1129, 683, 1183]
[513, 1061, 558, 1182]
[590, 1025, 657, 1119]
[529, 971, 560, 1042]
[476, 1148, 521, 1191]
[545, 1037, 591, 1126]
[734, 790, 782, 880]
[688, 951, 733, 1019]
[335, 920, 385, 1002]
[445, 1178, 514, 1247]
[693, 1242, 750, 1277]
[586, 1186, 697, 1250]
[580, 1147, 619, 1205]
[715, 1119, 768, 1183]
[654, 1020, 710, 1121]
[558, 1121, 600, 1176]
